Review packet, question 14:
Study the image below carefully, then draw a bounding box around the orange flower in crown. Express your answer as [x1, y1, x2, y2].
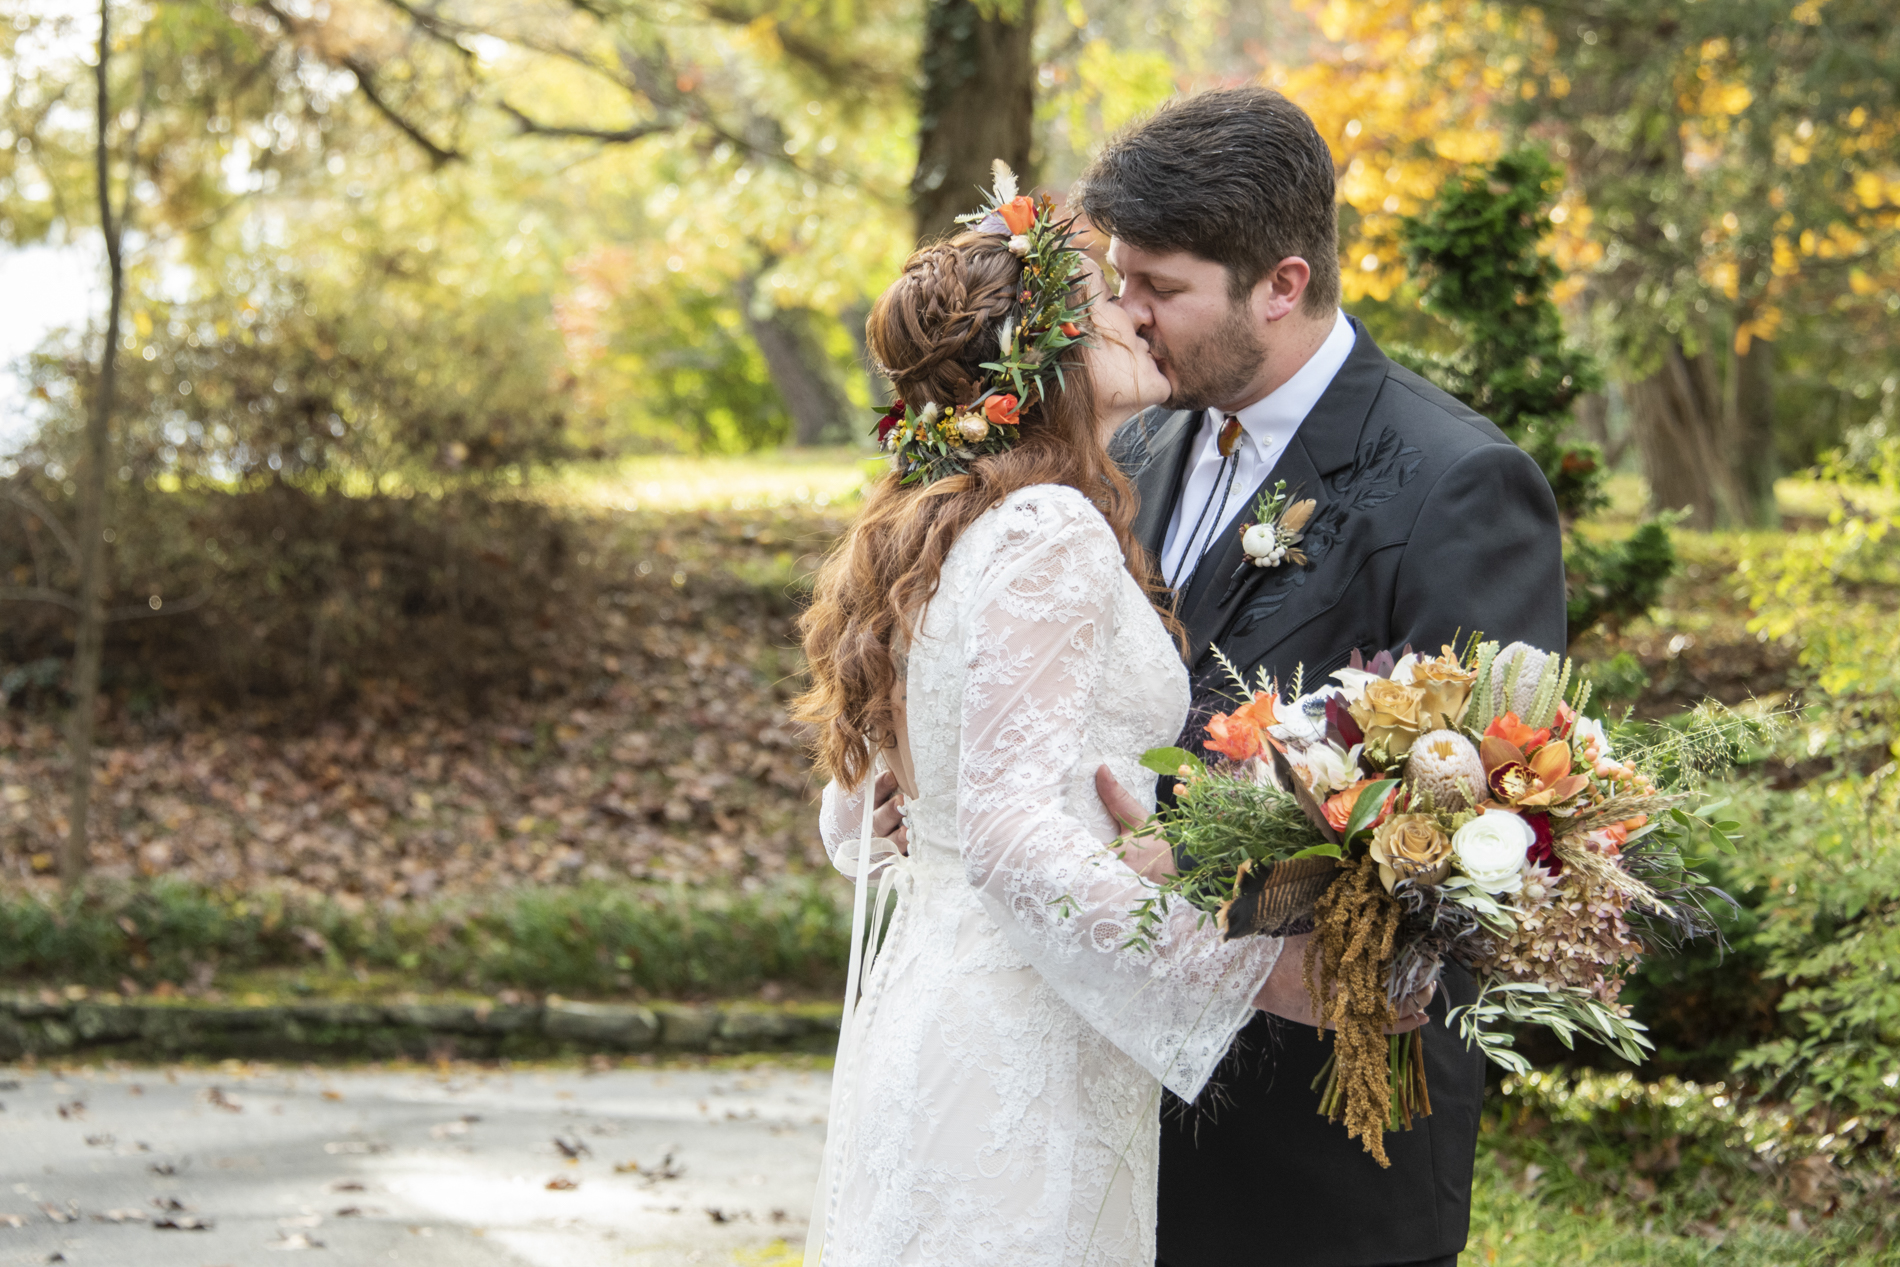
[997, 196, 1036, 234]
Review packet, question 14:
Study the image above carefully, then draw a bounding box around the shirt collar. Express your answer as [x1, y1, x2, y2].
[1206, 309, 1355, 455]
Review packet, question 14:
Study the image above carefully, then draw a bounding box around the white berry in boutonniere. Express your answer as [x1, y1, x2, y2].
[1239, 480, 1316, 570]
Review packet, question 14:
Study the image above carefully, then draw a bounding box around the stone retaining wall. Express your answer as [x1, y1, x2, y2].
[0, 993, 842, 1061]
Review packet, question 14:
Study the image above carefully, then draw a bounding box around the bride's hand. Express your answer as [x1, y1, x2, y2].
[1095, 765, 1176, 881]
[871, 769, 909, 855]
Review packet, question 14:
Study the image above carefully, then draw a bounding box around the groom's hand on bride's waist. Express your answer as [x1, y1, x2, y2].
[871, 770, 909, 854]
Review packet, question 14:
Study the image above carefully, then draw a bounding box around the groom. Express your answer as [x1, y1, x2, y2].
[1080, 89, 1567, 1266]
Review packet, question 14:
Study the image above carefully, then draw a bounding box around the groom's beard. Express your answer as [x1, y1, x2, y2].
[1152, 300, 1265, 412]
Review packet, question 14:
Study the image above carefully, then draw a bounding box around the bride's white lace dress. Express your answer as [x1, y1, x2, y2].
[813, 484, 1282, 1266]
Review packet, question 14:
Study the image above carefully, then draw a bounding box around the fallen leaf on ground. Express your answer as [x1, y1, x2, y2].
[269, 1232, 323, 1249]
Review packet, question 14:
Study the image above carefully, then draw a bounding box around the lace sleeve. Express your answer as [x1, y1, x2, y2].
[819, 775, 903, 879]
[819, 778, 866, 874]
[956, 491, 1281, 1101]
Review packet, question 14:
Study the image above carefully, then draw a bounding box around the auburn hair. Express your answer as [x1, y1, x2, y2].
[793, 231, 1178, 789]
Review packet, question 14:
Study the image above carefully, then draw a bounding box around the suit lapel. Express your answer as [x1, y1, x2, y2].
[1178, 320, 1394, 660]
[1121, 408, 1202, 564]
[1177, 438, 1325, 656]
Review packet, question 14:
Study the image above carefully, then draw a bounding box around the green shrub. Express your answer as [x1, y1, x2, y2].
[1565, 519, 1679, 647]
[0, 878, 850, 998]
[1729, 773, 1900, 1127]
[1472, 1071, 1900, 1265]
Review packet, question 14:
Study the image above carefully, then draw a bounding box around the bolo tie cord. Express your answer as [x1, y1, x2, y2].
[1166, 417, 1246, 596]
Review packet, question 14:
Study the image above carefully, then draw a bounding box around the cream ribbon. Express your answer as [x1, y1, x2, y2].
[803, 760, 907, 1267]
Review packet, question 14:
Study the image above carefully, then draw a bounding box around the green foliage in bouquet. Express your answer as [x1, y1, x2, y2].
[1125, 637, 1783, 1168]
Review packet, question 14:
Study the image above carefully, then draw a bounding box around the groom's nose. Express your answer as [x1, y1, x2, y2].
[1120, 292, 1157, 339]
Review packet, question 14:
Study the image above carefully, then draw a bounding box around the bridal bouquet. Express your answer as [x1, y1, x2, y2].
[1131, 640, 1754, 1167]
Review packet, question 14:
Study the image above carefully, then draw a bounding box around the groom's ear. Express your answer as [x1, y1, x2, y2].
[1251, 256, 1313, 325]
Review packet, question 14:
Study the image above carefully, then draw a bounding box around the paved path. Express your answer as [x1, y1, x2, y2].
[0, 1061, 828, 1266]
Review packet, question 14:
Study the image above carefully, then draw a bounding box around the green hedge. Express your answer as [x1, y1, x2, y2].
[0, 878, 850, 998]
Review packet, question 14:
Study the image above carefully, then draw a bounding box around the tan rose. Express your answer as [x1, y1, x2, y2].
[1411, 654, 1477, 732]
[1352, 678, 1426, 757]
[1368, 813, 1454, 893]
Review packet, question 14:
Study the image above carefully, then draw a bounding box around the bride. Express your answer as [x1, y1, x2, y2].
[793, 174, 1283, 1266]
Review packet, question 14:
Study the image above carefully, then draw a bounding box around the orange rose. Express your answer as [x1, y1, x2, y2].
[998, 195, 1036, 234]
[984, 394, 1021, 426]
[1204, 711, 1263, 762]
[1322, 778, 1391, 834]
[1231, 690, 1280, 734]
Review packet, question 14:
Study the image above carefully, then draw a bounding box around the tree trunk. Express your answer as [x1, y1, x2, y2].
[738, 274, 856, 446]
[1727, 336, 1778, 525]
[1626, 334, 1778, 530]
[66, 0, 122, 888]
[910, 0, 1038, 244]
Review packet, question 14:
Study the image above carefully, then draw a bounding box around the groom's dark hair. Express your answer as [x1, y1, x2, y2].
[1077, 86, 1340, 315]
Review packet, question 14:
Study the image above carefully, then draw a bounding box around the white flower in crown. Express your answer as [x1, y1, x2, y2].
[1238, 480, 1316, 570]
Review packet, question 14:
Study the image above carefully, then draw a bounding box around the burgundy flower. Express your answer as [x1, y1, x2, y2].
[1326, 695, 1365, 749]
[1523, 811, 1563, 875]
[874, 399, 906, 443]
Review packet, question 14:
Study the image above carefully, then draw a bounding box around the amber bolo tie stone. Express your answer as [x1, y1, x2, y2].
[1217, 415, 1243, 457]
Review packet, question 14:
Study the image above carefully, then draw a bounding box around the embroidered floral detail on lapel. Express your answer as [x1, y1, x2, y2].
[1220, 426, 1425, 638]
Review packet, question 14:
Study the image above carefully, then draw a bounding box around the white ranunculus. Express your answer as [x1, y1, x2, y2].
[1571, 715, 1612, 758]
[1451, 811, 1536, 894]
[1241, 523, 1280, 559]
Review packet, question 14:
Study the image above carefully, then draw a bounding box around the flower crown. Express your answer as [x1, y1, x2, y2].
[873, 160, 1093, 486]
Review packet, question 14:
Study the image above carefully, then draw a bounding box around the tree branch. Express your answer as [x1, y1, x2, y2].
[696, 1, 904, 90]
[2, 488, 81, 563]
[496, 100, 673, 144]
[341, 55, 464, 166]
[0, 586, 81, 613]
[108, 590, 213, 621]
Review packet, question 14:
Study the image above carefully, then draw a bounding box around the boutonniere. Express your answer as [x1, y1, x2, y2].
[1238, 481, 1316, 571]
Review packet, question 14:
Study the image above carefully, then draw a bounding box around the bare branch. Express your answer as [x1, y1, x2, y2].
[340, 55, 464, 166]
[2, 488, 82, 563]
[0, 586, 82, 613]
[108, 590, 213, 622]
[697, 1, 903, 90]
[497, 100, 673, 144]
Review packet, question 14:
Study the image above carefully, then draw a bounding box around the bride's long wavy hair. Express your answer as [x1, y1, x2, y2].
[793, 231, 1178, 789]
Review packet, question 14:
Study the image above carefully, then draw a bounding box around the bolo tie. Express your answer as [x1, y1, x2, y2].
[1166, 415, 1246, 597]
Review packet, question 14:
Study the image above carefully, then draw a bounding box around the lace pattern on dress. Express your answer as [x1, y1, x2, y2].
[812, 485, 1280, 1267]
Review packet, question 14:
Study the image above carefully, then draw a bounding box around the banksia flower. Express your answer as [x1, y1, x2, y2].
[1406, 729, 1487, 811]
[1490, 642, 1548, 721]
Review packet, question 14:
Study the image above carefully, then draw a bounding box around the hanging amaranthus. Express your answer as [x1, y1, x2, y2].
[1303, 853, 1423, 1168]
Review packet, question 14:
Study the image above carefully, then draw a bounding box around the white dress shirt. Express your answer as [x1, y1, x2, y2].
[1158, 309, 1357, 592]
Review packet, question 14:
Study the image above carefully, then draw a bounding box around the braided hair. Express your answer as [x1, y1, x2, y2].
[793, 232, 1179, 789]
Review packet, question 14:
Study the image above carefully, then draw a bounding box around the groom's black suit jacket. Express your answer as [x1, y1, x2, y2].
[1111, 320, 1566, 1267]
